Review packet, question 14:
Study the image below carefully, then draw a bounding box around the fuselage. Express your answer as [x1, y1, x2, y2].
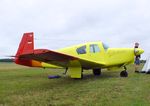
[57, 41, 143, 69]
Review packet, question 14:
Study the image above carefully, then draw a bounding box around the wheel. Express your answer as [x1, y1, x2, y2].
[93, 69, 101, 76]
[120, 71, 128, 77]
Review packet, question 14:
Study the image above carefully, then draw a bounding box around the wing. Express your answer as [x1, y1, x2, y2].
[18, 49, 105, 68]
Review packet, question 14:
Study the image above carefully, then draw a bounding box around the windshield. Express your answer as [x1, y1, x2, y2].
[102, 43, 109, 51]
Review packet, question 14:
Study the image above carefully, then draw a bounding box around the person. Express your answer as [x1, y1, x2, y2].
[134, 42, 141, 73]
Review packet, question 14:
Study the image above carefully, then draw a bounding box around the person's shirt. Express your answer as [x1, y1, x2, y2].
[135, 55, 141, 60]
[134, 46, 141, 60]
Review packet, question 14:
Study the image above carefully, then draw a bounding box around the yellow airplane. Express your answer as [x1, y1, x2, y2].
[14, 32, 144, 78]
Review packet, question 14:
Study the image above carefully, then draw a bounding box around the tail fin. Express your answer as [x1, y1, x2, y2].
[16, 32, 34, 56]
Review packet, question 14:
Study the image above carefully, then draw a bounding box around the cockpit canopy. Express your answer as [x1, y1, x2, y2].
[76, 42, 109, 55]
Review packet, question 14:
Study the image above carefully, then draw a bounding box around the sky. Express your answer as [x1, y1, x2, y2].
[0, 0, 150, 59]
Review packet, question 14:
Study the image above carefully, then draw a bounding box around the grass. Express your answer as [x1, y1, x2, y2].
[0, 62, 150, 106]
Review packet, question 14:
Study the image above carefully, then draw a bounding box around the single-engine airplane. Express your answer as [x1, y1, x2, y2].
[14, 32, 144, 78]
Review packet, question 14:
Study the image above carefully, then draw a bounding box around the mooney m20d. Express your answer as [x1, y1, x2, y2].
[14, 32, 144, 78]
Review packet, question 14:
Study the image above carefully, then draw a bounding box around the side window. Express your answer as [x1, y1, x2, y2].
[90, 44, 100, 53]
[76, 45, 86, 54]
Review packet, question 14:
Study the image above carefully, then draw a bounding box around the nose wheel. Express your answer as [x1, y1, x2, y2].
[120, 66, 128, 77]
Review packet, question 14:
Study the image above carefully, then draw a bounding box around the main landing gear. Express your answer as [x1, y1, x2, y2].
[93, 69, 101, 76]
[120, 66, 128, 77]
[63, 68, 68, 75]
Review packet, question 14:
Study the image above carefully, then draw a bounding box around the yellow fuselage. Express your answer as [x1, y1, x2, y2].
[31, 41, 144, 70]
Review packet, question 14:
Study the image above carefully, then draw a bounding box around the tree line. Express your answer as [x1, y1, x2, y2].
[0, 59, 13, 62]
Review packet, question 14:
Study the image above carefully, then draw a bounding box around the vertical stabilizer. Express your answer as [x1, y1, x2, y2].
[16, 32, 34, 56]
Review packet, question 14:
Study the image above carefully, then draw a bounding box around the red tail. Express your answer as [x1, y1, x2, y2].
[16, 32, 34, 56]
[15, 32, 34, 66]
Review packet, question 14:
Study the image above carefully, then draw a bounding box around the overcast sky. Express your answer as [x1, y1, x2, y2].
[0, 0, 150, 59]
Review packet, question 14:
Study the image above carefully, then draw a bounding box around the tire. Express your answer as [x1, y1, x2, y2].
[93, 69, 101, 76]
[120, 71, 128, 77]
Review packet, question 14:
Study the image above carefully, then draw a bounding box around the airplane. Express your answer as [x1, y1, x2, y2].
[14, 32, 144, 78]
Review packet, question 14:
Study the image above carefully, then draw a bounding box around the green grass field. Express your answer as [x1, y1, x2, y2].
[0, 63, 150, 106]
